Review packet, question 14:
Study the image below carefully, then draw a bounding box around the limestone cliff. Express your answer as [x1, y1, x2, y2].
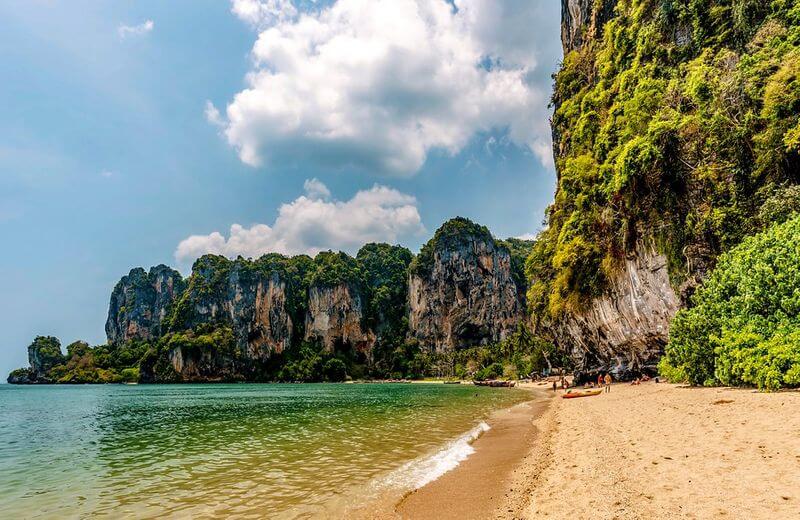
[545, 0, 684, 379]
[561, 0, 615, 52]
[407, 218, 524, 352]
[551, 245, 681, 380]
[547, 0, 764, 379]
[7, 336, 65, 383]
[304, 284, 375, 357]
[169, 256, 294, 361]
[105, 265, 185, 344]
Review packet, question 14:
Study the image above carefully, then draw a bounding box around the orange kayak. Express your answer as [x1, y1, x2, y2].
[562, 389, 602, 399]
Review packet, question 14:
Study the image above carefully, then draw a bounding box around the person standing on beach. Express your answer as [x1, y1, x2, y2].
[552, 381, 557, 392]
[597, 373, 603, 387]
[604, 373, 612, 393]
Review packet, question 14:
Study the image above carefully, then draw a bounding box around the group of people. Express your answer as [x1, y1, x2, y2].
[551, 373, 613, 392]
[550, 372, 660, 393]
[552, 376, 569, 392]
[595, 373, 613, 393]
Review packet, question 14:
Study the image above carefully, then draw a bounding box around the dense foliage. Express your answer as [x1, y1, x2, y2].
[356, 243, 415, 377]
[28, 336, 65, 372]
[307, 251, 364, 289]
[660, 215, 800, 390]
[10, 338, 146, 384]
[528, 0, 800, 321]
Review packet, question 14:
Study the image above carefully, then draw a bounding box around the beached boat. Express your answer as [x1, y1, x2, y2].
[473, 380, 516, 388]
[443, 381, 461, 384]
[561, 389, 602, 399]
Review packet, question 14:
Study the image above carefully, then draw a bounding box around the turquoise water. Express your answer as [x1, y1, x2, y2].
[0, 383, 528, 518]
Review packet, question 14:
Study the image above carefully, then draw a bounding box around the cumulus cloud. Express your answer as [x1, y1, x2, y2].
[302, 177, 331, 200]
[175, 179, 425, 266]
[231, 0, 298, 28]
[215, 0, 555, 175]
[118, 20, 154, 39]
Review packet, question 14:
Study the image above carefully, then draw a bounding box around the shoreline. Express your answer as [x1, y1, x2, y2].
[349, 384, 553, 519]
[356, 382, 800, 519]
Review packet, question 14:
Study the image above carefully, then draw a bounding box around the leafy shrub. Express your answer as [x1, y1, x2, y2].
[475, 362, 504, 381]
[120, 367, 140, 383]
[662, 215, 800, 389]
[323, 358, 347, 382]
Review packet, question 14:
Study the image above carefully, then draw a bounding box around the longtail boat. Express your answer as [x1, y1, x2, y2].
[473, 380, 516, 388]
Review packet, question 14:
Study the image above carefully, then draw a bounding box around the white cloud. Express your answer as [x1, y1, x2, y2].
[100, 170, 114, 178]
[216, 0, 555, 175]
[175, 179, 425, 266]
[302, 177, 331, 200]
[231, 0, 298, 28]
[205, 101, 225, 127]
[118, 20, 154, 39]
[515, 233, 537, 241]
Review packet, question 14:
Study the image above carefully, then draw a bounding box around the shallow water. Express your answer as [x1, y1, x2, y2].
[0, 383, 528, 518]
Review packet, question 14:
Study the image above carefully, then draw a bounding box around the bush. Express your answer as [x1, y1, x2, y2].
[475, 362, 504, 381]
[323, 358, 347, 382]
[662, 215, 800, 389]
[120, 367, 140, 383]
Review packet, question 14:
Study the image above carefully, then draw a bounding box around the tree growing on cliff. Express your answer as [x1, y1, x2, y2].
[661, 214, 800, 390]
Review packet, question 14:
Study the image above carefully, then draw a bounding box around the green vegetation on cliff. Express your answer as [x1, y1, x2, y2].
[357, 243, 414, 377]
[529, 0, 800, 321]
[661, 214, 800, 390]
[307, 251, 364, 289]
[409, 217, 494, 276]
[499, 237, 535, 295]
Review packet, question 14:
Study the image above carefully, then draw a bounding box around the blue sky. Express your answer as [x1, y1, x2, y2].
[0, 0, 561, 376]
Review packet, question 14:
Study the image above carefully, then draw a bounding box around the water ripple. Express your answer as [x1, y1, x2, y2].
[0, 383, 527, 518]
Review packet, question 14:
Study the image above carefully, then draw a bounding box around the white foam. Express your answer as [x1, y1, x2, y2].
[380, 421, 491, 490]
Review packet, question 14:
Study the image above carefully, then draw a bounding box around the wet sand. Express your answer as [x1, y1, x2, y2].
[394, 390, 551, 519]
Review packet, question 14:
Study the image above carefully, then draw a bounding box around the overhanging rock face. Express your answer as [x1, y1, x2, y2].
[552, 246, 680, 380]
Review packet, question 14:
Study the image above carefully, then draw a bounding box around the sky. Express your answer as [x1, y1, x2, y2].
[0, 0, 562, 377]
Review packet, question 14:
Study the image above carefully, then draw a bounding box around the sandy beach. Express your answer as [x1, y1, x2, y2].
[509, 382, 800, 519]
[357, 381, 800, 519]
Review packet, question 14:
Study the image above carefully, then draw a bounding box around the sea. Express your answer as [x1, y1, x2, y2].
[0, 383, 529, 518]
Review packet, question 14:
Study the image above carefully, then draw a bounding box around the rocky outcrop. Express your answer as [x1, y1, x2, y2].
[105, 265, 185, 344]
[171, 256, 294, 360]
[304, 284, 375, 357]
[561, 0, 616, 52]
[552, 245, 681, 381]
[408, 218, 524, 352]
[7, 336, 66, 383]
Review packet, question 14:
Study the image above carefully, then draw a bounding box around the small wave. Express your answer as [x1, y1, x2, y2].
[380, 421, 491, 490]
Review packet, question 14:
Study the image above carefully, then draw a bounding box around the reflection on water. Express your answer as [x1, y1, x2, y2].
[0, 384, 527, 518]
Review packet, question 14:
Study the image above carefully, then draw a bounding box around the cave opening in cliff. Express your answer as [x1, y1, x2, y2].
[332, 339, 368, 380]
